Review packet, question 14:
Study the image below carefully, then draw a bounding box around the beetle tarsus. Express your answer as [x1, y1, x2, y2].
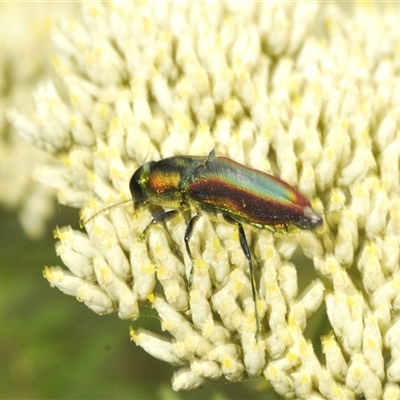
[224, 215, 260, 336]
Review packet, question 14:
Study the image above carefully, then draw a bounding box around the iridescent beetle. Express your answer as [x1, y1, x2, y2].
[129, 150, 323, 334]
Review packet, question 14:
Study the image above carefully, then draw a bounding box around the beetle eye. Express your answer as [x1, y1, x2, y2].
[130, 161, 155, 206]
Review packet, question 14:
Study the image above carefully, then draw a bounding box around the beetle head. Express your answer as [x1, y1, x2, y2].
[130, 161, 155, 208]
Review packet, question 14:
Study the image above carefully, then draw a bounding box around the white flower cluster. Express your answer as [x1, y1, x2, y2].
[10, 2, 400, 398]
[0, 3, 78, 238]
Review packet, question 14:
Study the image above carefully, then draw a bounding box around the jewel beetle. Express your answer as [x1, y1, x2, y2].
[130, 150, 323, 334]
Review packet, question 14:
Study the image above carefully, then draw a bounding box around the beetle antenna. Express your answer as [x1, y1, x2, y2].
[80, 199, 133, 228]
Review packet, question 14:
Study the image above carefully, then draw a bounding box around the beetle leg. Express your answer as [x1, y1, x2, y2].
[139, 210, 180, 240]
[223, 215, 260, 336]
[184, 214, 200, 287]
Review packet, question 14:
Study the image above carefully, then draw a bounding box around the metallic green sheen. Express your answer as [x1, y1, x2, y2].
[130, 156, 204, 209]
[129, 150, 322, 233]
[185, 152, 313, 232]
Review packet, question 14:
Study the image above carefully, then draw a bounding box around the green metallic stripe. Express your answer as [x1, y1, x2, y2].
[188, 176, 305, 225]
[200, 157, 308, 206]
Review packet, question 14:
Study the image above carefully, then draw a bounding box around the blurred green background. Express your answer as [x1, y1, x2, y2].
[0, 207, 276, 399]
